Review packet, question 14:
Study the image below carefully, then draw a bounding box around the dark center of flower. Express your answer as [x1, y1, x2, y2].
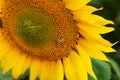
[2, 0, 79, 60]
[14, 8, 54, 48]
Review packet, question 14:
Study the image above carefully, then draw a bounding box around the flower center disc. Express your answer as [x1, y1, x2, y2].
[2, 0, 79, 60]
[14, 8, 54, 48]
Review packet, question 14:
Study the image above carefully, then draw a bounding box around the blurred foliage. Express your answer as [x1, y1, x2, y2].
[0, 69, 13, 80]
[89, 58, 111, 80]
[109, 58, 120, 80]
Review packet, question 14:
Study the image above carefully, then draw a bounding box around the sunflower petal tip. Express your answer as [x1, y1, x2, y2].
[113, 41, 118, 45]
[105, 59, 110, 62]
[109, 21, 115, 25]
[108, 27, 115, 32]
[111, 41, 118, 52]
[90, 72, 97, 80]
[98, 7, 103, 11]
[112, 47, 117, 52]
[101, 27, 115, 34]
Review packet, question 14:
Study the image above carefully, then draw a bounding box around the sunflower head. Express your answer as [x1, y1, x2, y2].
[1, 0, 79, 60]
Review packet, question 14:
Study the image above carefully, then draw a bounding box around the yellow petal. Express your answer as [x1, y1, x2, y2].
[84, 40, 116, 52]
[0, 36, 12, 61]
[77, 22, 114, 34]
[64, 0, 91, 10]
[12, 54, 30, 79]
[63, 51, 88, 80]
[89, 15, 114, 25]
[20, 55, 31, 74]
[72, 6, 102, 16]
[77, 23, 115, 52]
[72, 6, 114, 25]
[30, 59, 41, 80]
[79, 29, 113, 47]
[63, 56, 76, 80]
[40, 60, 64, 80]
[2, 50, 20, 75]
[77, 14, 114, 25]
[76, 45, 97, 79]
[0, 44, 10, 61]
[78, 39, 109, 61]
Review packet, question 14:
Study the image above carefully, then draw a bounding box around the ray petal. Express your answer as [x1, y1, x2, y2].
[76, 45, 97, 79]
[64, 0, 91, 10]
[39, 60, 64, 80]
[63, 51, 88, 80]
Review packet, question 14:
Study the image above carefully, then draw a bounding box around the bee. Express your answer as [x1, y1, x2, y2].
[57, 37, 66, 43]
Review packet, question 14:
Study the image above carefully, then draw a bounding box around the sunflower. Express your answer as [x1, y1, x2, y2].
[0, 0, 116, 80]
